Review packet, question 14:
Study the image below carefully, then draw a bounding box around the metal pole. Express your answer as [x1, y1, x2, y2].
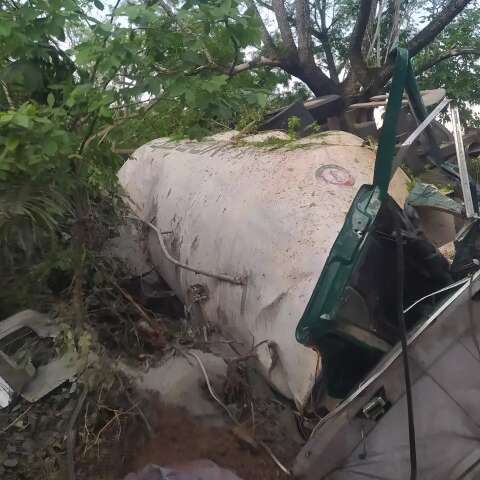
[393, 97, 450, 173]
[450, 104, 476, 218]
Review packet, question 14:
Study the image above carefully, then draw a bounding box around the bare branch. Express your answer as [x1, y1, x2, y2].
[349, 0, 375, 84]
[384, 0, 401, 61]
[416, 47, 480, 74]
[228, 56, 282, 74]
[350, 0, 375, 56]
[272, 0, 298, 53]
[360, 0, 476, 98]
[366, 0, 384, 66]
[184, 56, 282, 76]
[407, 0, 474, 56]
[249, 0, 277, 53]
[312, 0, 339, 82]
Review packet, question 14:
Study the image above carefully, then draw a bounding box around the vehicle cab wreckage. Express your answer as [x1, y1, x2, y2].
[116, 48, 480, 479]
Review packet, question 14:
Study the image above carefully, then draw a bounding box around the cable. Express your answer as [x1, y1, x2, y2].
[395, 222, 417, 480]
[403, 277, 469, 314]
[186, 350, 292, 476]
[127, 214, 245, 286]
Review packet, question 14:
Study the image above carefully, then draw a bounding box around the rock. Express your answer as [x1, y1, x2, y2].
[3, 458, 18, 468]
[136, 350, 228, 425]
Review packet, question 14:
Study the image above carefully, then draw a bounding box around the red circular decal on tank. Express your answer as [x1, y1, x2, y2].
[315, 164, 355, 186]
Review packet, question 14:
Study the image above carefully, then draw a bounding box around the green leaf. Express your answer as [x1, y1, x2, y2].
[5, 137, 19, 151]
[34, 117, 51, 125]
[13, 114, 32, 129]
[94, 0, 104, 10]
[0, 22, 11, 37]
[202, 75, 228, 93]
[98, 23, 113, 33]
[47, 93, 55, 108]
[256, 93, 267, 108]
[167, 80, 188, 97]
[44, 140, 58, 156]
[65, 96, 75, 108]
[99, 105, 112, 119]
[0, 113, 14, 125]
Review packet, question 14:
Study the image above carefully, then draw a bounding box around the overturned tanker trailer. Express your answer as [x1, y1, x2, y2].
[118, 129, 411, 408]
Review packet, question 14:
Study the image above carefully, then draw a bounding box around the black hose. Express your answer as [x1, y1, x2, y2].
[395, 223, 417, 480]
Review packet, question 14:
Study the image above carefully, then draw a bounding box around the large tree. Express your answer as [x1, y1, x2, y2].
[135, 0, 479, 104]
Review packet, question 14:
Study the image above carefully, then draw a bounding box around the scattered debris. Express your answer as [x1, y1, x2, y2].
[0, 310, 80, 404]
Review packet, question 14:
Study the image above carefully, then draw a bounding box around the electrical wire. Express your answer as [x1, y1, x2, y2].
[403, 278, 469, 314]
[127, 214, 245, 285]
[186, 350, 292, 476]
[395, 224, 417, 480]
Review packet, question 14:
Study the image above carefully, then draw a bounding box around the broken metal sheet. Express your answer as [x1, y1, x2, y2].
[20, 351, 79, 403]
[369, 88, 446, 107]
[406, 182, 463, 216]
[348, 89, 447, 110]
[259, 99, 314, 133]
[406, 183, 462, 250]
[303, 95, 343, 122]
[0, 310, 79, 403]
[393, 97, 450, 173]
[451, 104, 477, 218]
[0, 310, 58, 339]
[0, 350, 33, 393]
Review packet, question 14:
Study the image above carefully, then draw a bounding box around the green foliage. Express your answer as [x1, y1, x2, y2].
[410, 7, 480, 126]
[287, 115, 301, 138]
[0, 0, 281, 316]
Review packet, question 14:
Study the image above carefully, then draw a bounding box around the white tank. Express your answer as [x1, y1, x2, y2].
[118, 130, 409, 408]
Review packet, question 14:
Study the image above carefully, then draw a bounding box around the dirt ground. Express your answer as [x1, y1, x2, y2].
[124, 404, 289, 480]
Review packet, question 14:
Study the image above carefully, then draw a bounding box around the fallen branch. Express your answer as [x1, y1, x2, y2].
[128, 214, 245, 286]
[109, 277, 157, 329]
[84, 402, 138, 454]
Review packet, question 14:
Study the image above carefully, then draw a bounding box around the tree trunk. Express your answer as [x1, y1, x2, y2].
[283, 61, 341, 97]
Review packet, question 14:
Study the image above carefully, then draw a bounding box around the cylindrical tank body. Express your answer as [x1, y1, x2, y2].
[118, 130, 409, 407]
